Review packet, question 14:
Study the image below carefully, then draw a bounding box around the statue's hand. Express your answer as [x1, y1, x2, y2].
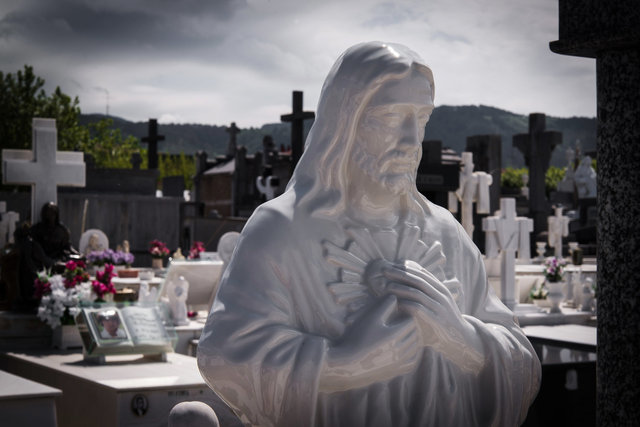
[383, 260, 485, 372]
[320, 295, 421, 392]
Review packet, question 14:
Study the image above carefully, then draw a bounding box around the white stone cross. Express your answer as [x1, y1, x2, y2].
[482, 198, 534, 309]
[0, 201, 20, 247]
[548, 206, 570, 258]
[450, 152, 493, 237]
[2, 118, 85, 222]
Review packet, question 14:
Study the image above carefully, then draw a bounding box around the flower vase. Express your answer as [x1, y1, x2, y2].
[546, 281, 566, 314]
[152, 257, 164, 269]
[52, 324, 83, 350]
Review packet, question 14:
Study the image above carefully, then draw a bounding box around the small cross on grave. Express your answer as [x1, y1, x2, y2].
[280, 91, 315, 169]
[482, 198, 534, 309]
[548, 206, 570, 258]
[142, 119, 165, 170]
[0, 201, 20, 247]
[513, 113, 562, 239]
[450, 152, 493, 238]
[2, 118, 85, 222]
[226, 122, 241, 157]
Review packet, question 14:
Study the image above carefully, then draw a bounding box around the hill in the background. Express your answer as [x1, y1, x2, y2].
[80, 105, 596, 168]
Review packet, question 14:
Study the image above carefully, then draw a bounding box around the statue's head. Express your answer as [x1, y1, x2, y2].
[40, 202, 60, 226]
[291, 42, 435, 215]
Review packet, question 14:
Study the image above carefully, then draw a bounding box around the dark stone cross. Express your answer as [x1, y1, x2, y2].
[513, 113, 561, 239]
[551, 1, 640, 425]
[226, 122, 241, 158]
[280, 91, 315, 169]
[142, 119, 165, 170]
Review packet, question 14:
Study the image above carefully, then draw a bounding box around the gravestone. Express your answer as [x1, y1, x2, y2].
[548, 206, 570, 258]
[451, 152, 493, 238]
[226, 122, 240, 158]
[550, 2, 640, 424]
[130, 152, 143, 170]
[2, 118, 86, 222]
[483, 198, 534, 309]
[0, 202, 20, 248]
[466, 134, 502, 214]
[416, 140, 460, 209]
[142, 119, 165, 170]
[163, 176, 186, 198]
[513, 113, 562, 240]
[280, 91, 315, 170]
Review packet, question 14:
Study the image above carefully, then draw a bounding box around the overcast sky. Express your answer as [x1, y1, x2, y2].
[1, 0, 596, 128]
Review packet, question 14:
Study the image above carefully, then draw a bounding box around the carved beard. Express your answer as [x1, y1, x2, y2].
[352, 142, 416, 196]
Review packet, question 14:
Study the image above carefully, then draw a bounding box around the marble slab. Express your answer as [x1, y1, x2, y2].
[0, 370, 61, 427]
[0, 351, 242, 427]
[523, 324, 597, 350]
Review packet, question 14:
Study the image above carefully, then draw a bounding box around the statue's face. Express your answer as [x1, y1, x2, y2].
[353, 68, 434, 195]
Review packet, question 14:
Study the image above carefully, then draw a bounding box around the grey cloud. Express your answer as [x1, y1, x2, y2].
[361, 2, 418, 27]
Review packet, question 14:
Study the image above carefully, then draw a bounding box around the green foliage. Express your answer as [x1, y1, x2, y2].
[159, 152, 196, 190]
[545, 166, 565, 195]
[501, 167, 528, 188]
[80, 118, 143, 168]
[0, 65, 86, 151]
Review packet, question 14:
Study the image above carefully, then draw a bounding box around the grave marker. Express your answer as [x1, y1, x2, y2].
[513, 113, 562, 238]
[483, 198, 534, 309]
[141, 119, 164, 170]
[1, 118, 85, 222]
[280, 91, 315, 169]
[548, 206, 570, 258]
[226, 122, 241, 158]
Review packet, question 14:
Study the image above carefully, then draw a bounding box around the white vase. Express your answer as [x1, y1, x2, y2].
[52, 324, 83, 350]
[546, 281, 566, 314]
[152, 258, 164, 269]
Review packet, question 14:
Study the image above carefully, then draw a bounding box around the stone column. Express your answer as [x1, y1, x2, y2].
[550, 1, 640, 424]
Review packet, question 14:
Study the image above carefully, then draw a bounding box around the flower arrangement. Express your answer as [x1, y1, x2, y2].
[544, 256, 568, 283]
[34, 265, 94, 329]
[149, 240, 170, 259]
[87, 249, 134, 267]
[112, 250, 135, 267]
[87, 249, 115, 266]
[189, 241, 205, 259]
[92, 264, 117, 301]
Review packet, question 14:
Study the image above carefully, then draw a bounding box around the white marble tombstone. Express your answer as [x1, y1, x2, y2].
[0, 201, 20, 248]
[482, 198, 534, 309]
[2, 118, 86, 222]
[451, 152, 493, 237]
[198, 42, 540, 427]
[167, 275, 190, 326]
[548, 207, 570, 258]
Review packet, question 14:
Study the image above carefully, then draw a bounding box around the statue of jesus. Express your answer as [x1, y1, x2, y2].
[198, 41, 540, 427]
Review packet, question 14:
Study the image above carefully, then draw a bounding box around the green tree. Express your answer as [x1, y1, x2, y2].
[159, 152, 196, 190]
[80, 118, 143, 168]
[0, 65, 87, 151]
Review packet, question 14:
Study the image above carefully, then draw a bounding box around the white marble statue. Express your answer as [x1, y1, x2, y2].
[574, 155, 597, 198]
[256, 175, 279, 201]
[167, 275, 190, 326]
[482, 198, 534, 308]
[451, 152, 492, 237]
[548, 206, 570, 258]
[79, 228, 108, 255]
[198, 41, 540, 427]
[557, 147, 576, 193]
[138, 280, 158, 304]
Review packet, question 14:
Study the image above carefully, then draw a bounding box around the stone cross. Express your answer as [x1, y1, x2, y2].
[513, 113, 562, 238]
[451, 152, 493, 237]
[141, 118, 164, 170]
[2, 118, 86, 222]
[465, 134, 502, 215]
[280, 91, 315, 170]
[547, 206, 570, 258]
[226, 122, 241, 157]
[482, 198, 534, 309]
[0, 201, 20, 247]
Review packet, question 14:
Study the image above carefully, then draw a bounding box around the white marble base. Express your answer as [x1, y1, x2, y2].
[0, 370, 61, 427]
[0, 352, 242, 427]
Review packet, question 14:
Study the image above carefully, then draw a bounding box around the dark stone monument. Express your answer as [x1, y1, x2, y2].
[416, 140, 459, 210]
[141, 119, 165, 170]
[513, 113, 562, 239]
[466, 135, 502, 252]
[550, 1, 640, 424]
[162, 176, 186, 198]
[130, 152, 143, 170]
[280, 91, 315, 170]
[226, 122, 241, 158]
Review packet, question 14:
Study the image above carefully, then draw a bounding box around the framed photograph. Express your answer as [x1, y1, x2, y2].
[91, 309, 129, 341]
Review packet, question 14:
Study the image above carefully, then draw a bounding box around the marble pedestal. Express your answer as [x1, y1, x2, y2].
[0, 351, 242, 427]
[0, 370, 61, 427]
